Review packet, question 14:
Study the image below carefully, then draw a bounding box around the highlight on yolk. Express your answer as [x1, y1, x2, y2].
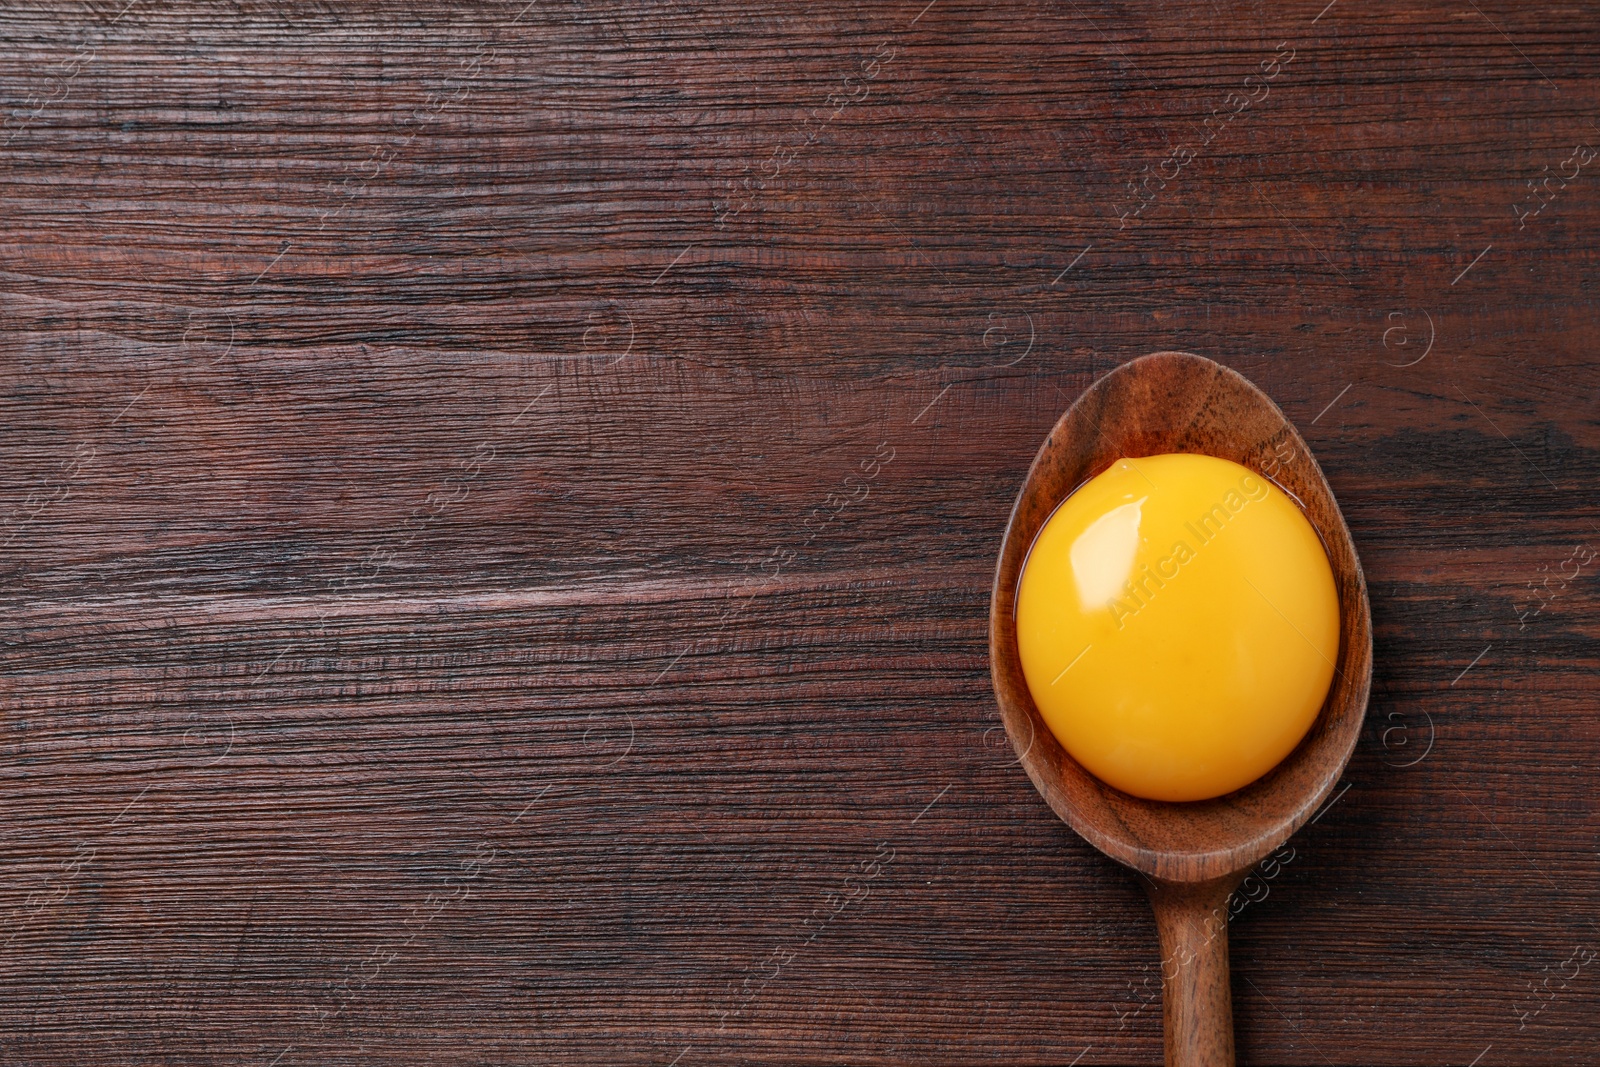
[1015, 453, 1339, 803]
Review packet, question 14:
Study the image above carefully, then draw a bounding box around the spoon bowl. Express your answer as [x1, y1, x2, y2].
[989, 352, 1372, 1066]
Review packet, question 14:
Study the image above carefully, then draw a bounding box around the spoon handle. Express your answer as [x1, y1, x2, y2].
[1144, 874, 1247, 1067]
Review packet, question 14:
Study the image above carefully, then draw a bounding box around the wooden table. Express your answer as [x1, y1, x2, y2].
[2, 2, 1595, 1063]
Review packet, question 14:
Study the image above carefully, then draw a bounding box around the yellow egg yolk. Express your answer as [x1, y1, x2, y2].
[1015, 453, 1339, 803]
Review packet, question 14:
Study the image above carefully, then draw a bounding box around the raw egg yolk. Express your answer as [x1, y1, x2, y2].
[1015, 453, 1339, 803]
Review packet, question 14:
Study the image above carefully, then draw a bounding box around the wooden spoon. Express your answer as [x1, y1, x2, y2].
[989, 352, 1372, 1067]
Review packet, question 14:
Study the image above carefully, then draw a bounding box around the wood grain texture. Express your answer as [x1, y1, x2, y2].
[1, 0, 1597, 1063]
[1147, 875, 1244, 1067]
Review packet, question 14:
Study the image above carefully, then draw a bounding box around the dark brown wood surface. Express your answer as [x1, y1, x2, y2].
[1, 1, 1595, 1063]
